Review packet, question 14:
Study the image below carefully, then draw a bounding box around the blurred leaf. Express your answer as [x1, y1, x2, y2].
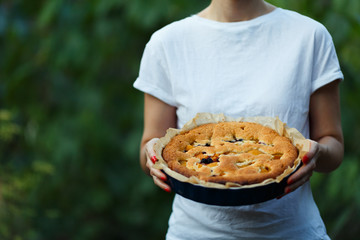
[37, 0, 62, 29]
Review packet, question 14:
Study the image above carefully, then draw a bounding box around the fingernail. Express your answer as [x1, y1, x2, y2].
[160, 175, 167, 181]
[151, 156, 157, 164]
[287, 179, 293, 185]
[164, 187, 171, 193]
[302, 155, 309, 164]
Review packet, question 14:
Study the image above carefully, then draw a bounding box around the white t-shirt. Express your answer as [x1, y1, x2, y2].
[134, 8, 343, 240]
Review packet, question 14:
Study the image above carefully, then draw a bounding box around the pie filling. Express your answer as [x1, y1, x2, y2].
[162, 122, 298, 185]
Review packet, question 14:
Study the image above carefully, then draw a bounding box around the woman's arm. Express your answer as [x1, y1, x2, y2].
[308, 80, 344, 172]
[285, 80, 344, 193]
[140, 93, 177, 191]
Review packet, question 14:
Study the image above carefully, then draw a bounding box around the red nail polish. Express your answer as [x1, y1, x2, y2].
[160, 175, 167, 181]
[302, 155, 309, 164]
[287, 179, 293, 185]
[285, 187, 292, 194]
[164, 187, 171, 193]
[151, 156, 157, 164]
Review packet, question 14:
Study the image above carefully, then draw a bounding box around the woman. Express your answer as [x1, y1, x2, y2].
[134, 0, 344, 239]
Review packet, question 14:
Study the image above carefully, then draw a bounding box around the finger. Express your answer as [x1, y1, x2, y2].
[280, 140, 318, 199]
[286, 174, 311, 193]
[145, 138, 159, 159]
[286, 165, 315, 195]
[144, 138, 171, 191]
[146, 156, 171, 192]
[153, 175, 171, 192]
[287, 160, 315, 185]
[303, 140, 319, 164]
[147, 158, 171, 191]
[150, 167, 168, 182]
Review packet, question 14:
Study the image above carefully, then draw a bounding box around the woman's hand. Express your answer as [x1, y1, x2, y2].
[145, 138, 172, 193]
[139, 93, 177, 192]
[281, 139, 320, 197]
[278, 80, 343, 199]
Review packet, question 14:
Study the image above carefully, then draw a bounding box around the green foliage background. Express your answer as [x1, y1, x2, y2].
[0, 0, 359, 239]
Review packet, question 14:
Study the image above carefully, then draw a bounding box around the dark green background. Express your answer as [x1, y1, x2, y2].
[0, 0, 359, 239]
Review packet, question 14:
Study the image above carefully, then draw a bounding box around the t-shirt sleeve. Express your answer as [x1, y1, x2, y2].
[311, 25, 344, 93]
[133, 34, 176, 106]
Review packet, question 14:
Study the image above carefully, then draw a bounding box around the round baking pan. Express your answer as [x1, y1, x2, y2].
[163, 163, 301, 206]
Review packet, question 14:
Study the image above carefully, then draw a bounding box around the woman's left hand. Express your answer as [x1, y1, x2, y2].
[281, 139, 320, 196]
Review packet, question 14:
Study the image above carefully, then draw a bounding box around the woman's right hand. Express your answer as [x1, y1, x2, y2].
[145, 138, 172, 193]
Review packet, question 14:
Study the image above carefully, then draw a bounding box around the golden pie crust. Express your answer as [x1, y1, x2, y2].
[154, 113, 308, 188]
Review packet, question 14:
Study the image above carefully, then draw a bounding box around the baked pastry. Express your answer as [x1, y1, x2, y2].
[161, 121, 299, 186]
[154, 114, 307, 205]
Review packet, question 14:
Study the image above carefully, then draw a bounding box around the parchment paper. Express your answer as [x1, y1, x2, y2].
[154, 113, 310, 189]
